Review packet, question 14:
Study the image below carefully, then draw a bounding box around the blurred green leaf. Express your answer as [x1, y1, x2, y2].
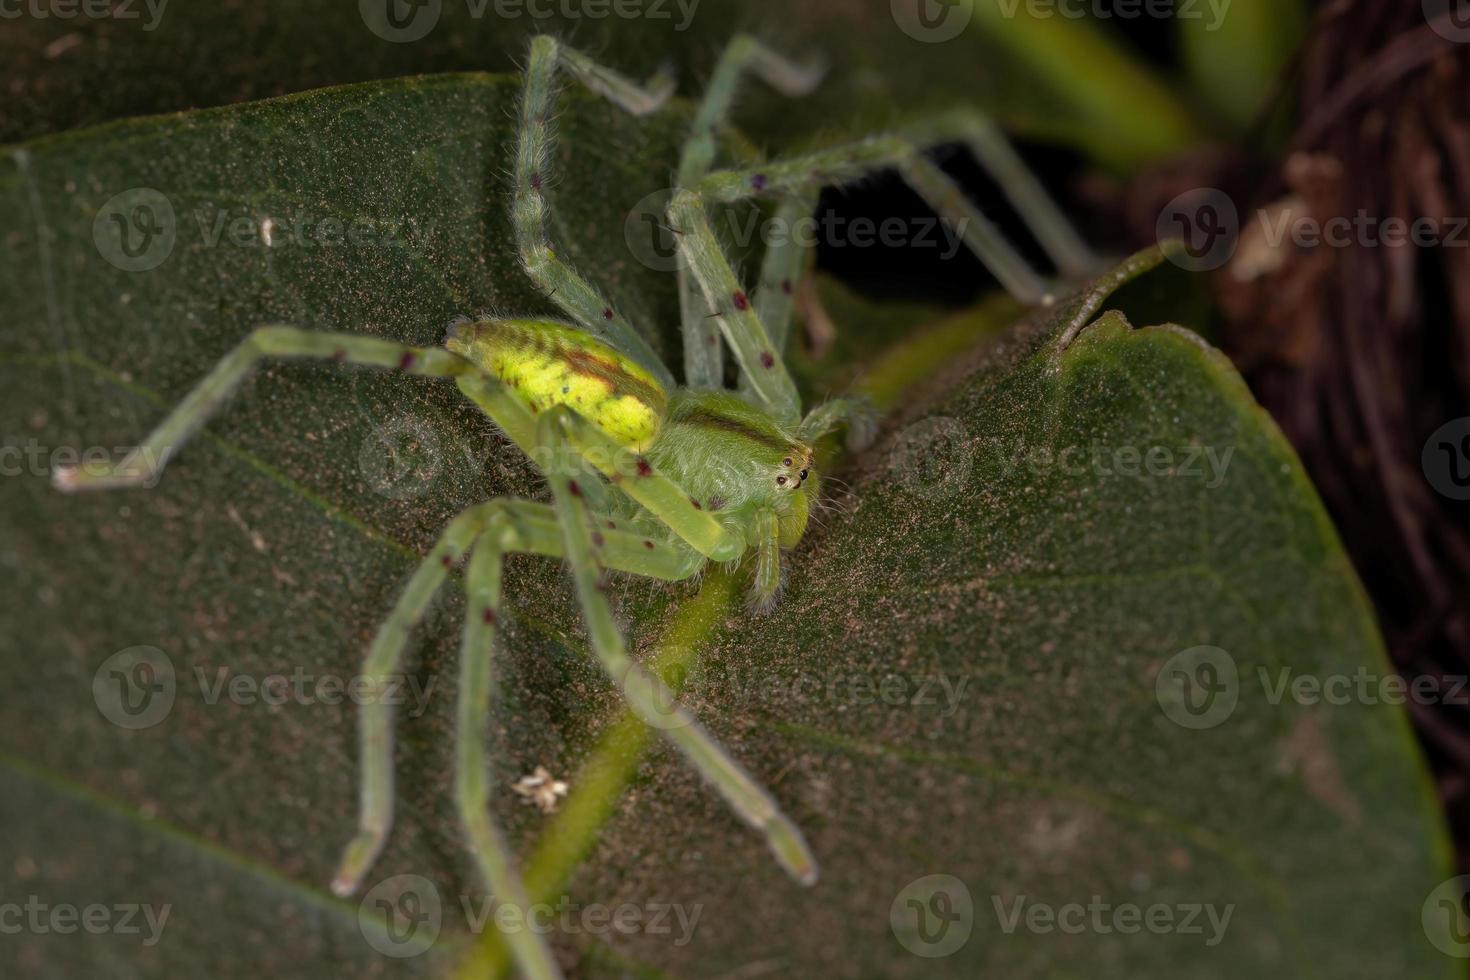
[1177, 0, 1309, 134]
[1, 0, 1202, 169]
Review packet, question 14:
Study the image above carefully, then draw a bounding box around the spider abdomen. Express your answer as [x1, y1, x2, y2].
[445, 317, 667, 448]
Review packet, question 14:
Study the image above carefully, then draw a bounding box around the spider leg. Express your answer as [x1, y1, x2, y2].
[515, 35, 676, 388]
[545, 407, 745, 563]
[676, 35, 825, 389]
[51, 325, 489, 492]
[539, 406, 819, 884]
[797, 395, 879, 451]
[911, 109, 1099, 281]
[668, 110, 1102, 419]
[455, 520, 561, 980]
[749, 506, 783, 613]
[332, 501, 494, 898]
[454, 503, 702, 980]
[750, 191, 820, 363]
[331, 495, 698, 893]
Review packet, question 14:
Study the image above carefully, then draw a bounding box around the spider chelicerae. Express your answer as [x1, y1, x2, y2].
[56, 33, 1096, 979]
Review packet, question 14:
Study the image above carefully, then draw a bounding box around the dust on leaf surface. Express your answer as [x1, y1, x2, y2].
[0, 65, 1454, 980]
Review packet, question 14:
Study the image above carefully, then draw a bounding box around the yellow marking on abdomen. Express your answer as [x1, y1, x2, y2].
[445, 318, 666, 448]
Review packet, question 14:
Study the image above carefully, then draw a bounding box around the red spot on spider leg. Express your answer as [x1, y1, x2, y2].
[440, 554, 453, 568]
[529, 172, 542, 190]
[708, 495, 726, 511]
[602, 308, 614, 321]
[332, 347, 347, 361]
[592, 531, 605, 547]
[760, 351, 775, 369]
[482, 608, 497, 625]
[397, 351, 416, 371]
[780, 279, 792, 295]
[732, 291, 749, 311]
[690, 497, 702, 510]
[751, 173, 767, 191]
[568, 480, 582, 497]
[642, 540, 655, 549]
[636, 457, 652, 477]
[606, 520, 616, 529]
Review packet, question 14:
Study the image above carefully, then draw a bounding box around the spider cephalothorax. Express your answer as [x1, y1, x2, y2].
[55, 31, 1094, 980]
[450, 315, 819, 609]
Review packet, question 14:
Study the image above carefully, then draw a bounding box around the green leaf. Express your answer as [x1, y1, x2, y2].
[0, 72, 1453, 980]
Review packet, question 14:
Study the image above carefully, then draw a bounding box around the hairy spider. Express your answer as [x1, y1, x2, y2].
[55, 34, 1094, 979]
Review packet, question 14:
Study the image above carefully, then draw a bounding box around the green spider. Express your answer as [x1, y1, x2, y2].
[55, 34, 1095, 979]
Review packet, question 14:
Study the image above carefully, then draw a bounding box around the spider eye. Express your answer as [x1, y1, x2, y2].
[782, 457, 793, 467]
[776, 476, 787, 486]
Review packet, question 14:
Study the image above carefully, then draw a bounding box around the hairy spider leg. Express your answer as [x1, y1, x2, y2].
[453, 501, 703, 980]
[669, 110, 1103, 421]
[49, 326, 490, 492]
[674, 35, 825, 389]
[539, 406, 818, 883]
[514, 35, 677, 388]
